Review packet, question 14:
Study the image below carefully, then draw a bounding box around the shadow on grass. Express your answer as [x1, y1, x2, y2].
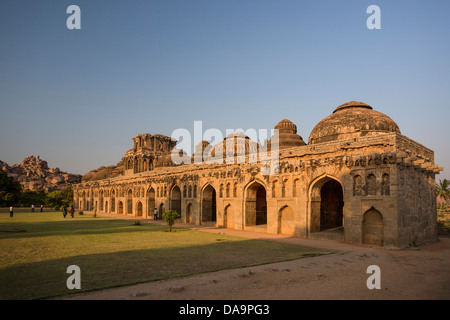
[0, 215, 174, 240]
[0, 239, 333, 300]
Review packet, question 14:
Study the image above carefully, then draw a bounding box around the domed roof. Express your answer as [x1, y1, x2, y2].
[210, 132, 259, 159]
[269, 119, 306, 150]
[308, 101, 400, 145]
[275, 119, 298, 133]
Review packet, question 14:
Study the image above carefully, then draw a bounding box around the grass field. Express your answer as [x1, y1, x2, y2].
[0, 208, 333, 300]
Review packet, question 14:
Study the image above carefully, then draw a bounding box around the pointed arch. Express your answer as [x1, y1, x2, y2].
[201, 184, 216, 223]
[186, 202, 193, 224]
[362, 207, 384, 246]
[308, 174, 344, 233]
[224, 203, 234, 229]
[147, 187, 156, 217]
[170, 185, 182, 218]
[136, 201, 143, 217]
[244, 180, 267, 227]
[127, 189, 133, 214]
[278, 205, 294, 235]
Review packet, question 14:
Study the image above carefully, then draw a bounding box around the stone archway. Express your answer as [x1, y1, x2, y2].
[186, 203, 193, 224]
[158, 203, 164, 219]
[127, 190, 133, 214]
[310, 176, 344, 233]
[171, 186, 182, 218]
[99, 191, 104, 212]
[278, 205, 294, 235]
[202, 184, 216, 223]
[362, 208, 384, 246]
[224, 204, 234, 229]
[245, 181, 267, 227]
[136, 201, 143, 217]
[147, 187, 156, 218]
[111, 190, 116, 213]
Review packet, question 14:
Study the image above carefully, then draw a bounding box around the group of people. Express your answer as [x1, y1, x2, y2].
[30, 204, 44, 212]
[8, 205, 74, 218]
[63, 206, 75, 218]
[9, 205, 44, 217]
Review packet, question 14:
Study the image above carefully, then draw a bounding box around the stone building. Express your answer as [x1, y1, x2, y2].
[73, 101, 443, 248]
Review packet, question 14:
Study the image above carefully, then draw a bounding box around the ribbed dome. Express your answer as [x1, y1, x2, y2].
[269, 119, 306, 150]
[275, 119, 298, 133]
[210, 132, 259, 158]
[308, 101, 401, 145]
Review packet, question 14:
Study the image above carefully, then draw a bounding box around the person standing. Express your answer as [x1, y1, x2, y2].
[9, 206, 13, 218]
[153, 207, 158, 220]
[31, 204, 35, 212]
[40, 205, 43, 212]
[63, 206, 68, 218]
[70, 206, 75, 218]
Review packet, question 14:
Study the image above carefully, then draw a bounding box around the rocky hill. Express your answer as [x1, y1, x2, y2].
[81, 160, 125, 182]
[0, 155, 82, 191]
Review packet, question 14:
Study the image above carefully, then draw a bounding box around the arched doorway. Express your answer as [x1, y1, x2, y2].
[310, 176, 344, 233]
[111, 190, 116, 213]
[171, 186, 182, 218]
[127, 190, 133, 214]
[99, 191, 104, 211]
[202, 184, 216, 223]
[159, 203, 164, 219]
[278, 206, 294, 235]
[224, 204, 234, 229]
[147, 188, 156, 218]
[136, 201, 143, 217]
[363, 208, 384, 246]
[118, 201, 124, 215]
[245, 181, 267, 227]
[186, 203, 193, 224]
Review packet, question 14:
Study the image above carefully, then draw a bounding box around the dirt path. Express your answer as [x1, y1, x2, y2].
[62, 215, 450, 300]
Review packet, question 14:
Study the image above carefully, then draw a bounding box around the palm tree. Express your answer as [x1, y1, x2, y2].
[436, 179, 450, 215]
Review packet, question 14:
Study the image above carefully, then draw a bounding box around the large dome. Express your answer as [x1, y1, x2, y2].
[308, 101, 401, 144]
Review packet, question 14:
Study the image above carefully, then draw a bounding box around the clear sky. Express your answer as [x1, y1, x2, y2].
[1, 0, 449, 180]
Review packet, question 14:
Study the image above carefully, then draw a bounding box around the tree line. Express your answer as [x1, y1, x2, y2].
[0, 170, 73, 209]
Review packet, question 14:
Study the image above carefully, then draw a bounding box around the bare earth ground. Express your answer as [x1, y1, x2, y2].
[63, 215, 450, 300]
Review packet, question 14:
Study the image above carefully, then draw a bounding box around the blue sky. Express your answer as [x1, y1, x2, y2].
[0, 0, 449, 180]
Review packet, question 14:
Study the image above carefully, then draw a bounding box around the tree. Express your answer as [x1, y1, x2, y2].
[436, 179, 450, 215]
[0, 170, 21, 206]
[162, 210, 181, 232]
[19, 189, 47, 207]
[46, 186, 73, 210]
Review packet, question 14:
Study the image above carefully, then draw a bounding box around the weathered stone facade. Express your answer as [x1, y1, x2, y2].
[73, 101, 443, 248]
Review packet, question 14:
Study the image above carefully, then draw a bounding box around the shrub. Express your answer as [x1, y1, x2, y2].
[162, 210, 181, 232]
[78, 211, 83, 215]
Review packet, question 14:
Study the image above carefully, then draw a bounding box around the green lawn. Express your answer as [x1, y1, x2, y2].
[0, 209, 333, 300]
